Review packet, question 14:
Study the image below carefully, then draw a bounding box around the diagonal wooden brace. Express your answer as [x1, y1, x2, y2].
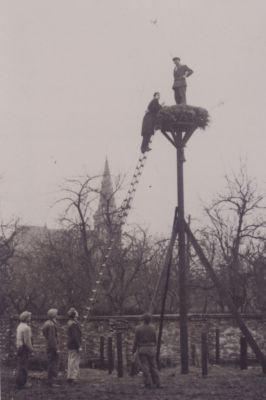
[161, 130, 176, 147]
[182, 126, 196, 146]
[184, 219, 266, 374]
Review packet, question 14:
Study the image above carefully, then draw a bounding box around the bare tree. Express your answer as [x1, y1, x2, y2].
[200, 165, 266, 311]
[96, 226, 154, 314]
[0, 220, 25, 315]
[252, 254, 266, 314]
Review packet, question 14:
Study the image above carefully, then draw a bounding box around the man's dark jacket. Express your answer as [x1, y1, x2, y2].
[173, 64, 193, 89]
[132, 323, 157, 353]
[67, 319, 82, 350]
[42, 320, 58, 351]
[141, 98, 162, 138]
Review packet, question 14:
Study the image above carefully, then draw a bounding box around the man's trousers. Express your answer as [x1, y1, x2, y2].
[138, 346, 160, 387]
[47, 348, 59, 384]
[174, 85, 187, 104]
[16, 346, 30, 388]
[67, 350, 80, 380]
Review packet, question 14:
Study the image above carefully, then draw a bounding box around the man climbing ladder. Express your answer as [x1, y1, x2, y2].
[140, 92, 163, 153]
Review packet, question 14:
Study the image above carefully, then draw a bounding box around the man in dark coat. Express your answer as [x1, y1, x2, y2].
[140, 92, 162, 153]
[172, 57, 193, 104]
[132, 313, 161, 389]
[66, 308, 82, 384]
[42, 308, 60, 387]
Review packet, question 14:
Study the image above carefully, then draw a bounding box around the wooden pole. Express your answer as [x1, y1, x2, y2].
[156, 209, 178, 367]
[149, 208, 178, 314]
[191, 344, 196, 366]
[116, 332, 123, 377]
[201, 332, 208, 377]
[186, 215, 191, 270]
[215, 328, 220, 364]
[107, 337, 114, 374]
[100, 336, 105, 369]
[176, 132, 189, 374]
[240, 336, 248, 370]
[184, 220, 266, 374]
[156, 253, 172, 369]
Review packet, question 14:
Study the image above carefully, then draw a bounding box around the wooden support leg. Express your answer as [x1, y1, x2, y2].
[215, 328, 220, 365]
[184, 219, 266, 374]
[156, 208, 179, 367]
[201, 332, 208, 377]
[116, 332, 123, 378]
[107, 337, 114, 374]
[240, 337, 248, 370]
[100, 336, 104, 369]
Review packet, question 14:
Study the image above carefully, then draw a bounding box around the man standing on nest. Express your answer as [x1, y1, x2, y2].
[172, 57, 193, 105]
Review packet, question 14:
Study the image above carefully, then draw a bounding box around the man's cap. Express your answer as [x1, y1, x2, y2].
[142, 312, 152, 323]
[68, 307, 77, 318]
[19, 311, 32, 322]
[172, 57, 181, 61]
[47, 308, 58, 318]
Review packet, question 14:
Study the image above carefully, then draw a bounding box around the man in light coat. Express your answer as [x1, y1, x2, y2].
[66, 307, 82, 384]
[15, 311, 34, 390]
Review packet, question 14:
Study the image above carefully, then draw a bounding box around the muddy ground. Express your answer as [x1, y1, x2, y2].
[1, 365, 266, 400]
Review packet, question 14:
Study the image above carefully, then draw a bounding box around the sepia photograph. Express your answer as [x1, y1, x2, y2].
[1, 1, 266, 399]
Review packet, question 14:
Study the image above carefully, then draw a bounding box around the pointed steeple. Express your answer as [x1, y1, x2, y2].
[94, 158, 116, 234]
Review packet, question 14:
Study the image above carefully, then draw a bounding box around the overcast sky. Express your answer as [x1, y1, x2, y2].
[1, 0, 266, 235]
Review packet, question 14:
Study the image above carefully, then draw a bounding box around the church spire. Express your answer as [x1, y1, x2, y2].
[94, 158, 116, 233]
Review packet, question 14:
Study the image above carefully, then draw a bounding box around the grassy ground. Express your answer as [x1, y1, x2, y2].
[1, 365, 266, 400]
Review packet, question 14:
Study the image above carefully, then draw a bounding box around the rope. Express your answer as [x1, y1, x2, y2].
[84, 148, 150, 318]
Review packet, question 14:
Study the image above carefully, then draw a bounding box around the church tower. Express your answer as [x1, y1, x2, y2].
[94, 158, 119, 240]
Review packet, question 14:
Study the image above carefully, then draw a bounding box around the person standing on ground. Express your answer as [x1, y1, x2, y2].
[132, 313, 161, 389]
[172, 57, 193, 104]
[42, 308, 60, 387]
[15, 311, 34, 390]
[140, 92, 163, 153]
[66, 307, 82, 384]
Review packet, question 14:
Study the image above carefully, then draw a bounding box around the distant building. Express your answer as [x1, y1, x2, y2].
[15, 158, 121, 255]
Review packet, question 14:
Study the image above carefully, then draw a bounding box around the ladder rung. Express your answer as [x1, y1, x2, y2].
[87, 150, 150, 317]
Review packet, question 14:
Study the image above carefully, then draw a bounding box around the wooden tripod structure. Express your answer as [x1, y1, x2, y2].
[156, 124, 266, 374]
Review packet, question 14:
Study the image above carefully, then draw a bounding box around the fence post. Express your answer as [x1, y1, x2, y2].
[201, 332, 208, 377]
[116, 332, 123, 377]
[240, 336, 248, 370]
[215, 328, 220, 364]
[191, 344, 196, 366]
[99, 336, 105, 369]
[107, 337, 114, 374]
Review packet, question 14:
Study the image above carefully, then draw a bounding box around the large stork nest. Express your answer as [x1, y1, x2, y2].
[155, 105, 210, 133]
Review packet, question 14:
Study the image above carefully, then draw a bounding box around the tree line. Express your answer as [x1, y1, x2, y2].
[1, 165, 266, 317]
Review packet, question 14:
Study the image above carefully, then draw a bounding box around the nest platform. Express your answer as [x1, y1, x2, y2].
[156, 104, 209, 134]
